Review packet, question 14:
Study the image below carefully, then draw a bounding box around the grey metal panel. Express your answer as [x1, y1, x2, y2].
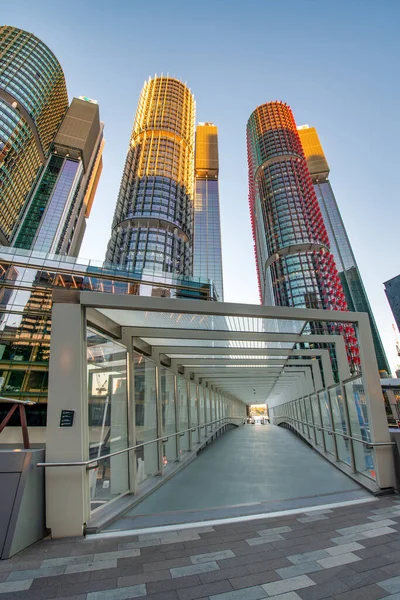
[0, 473, 20, 556]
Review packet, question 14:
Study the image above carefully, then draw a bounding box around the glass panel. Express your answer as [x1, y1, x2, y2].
[199, 386, 206, 436]
[310, 394, 323, 446]
[190, 381, 199, 444]
[330, 386, 351, 465]
[87, 328, 128, 511]
[160, 368, 177, 466]
[134, 354, 158, 484]
[319, 390, 334, 455]
[178, 377, 189, 452]
[345, 378, 375, 479]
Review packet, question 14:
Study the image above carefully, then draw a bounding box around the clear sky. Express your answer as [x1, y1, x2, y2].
[3, 0, 400, 371]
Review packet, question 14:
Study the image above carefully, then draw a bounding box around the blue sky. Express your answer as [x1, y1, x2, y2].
[3, 0, 400, 371]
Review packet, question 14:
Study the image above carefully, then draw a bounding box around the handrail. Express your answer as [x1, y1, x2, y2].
[37, 416, 245, 468]
[0, 397, 35, 405]
[275, 415, 394, 447]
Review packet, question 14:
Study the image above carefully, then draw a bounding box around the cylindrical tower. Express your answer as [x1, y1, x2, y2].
[106, 76, 195, 275]
[247, 101, 359, 368]
[0, 25, 68, 242]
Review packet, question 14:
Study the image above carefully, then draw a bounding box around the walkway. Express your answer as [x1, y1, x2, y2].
[107, 424, 369, 530]
[2, 495, 400, 599]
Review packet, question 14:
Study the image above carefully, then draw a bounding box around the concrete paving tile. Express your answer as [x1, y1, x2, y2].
[332, 583, 387, 600]
[52, 578, 118, 597]
[190, 550, 235, 564]
[339, 568, 389, 589]
[246, 557, 292, 574]
[317, 552, 361, 569]
[288, 550, 331, 565]
[0, 579, 33, 593]
[209, 586, 268, 599]
[143, 557, 191, 573]
[304, 510, 333, 516]
[354, 544, 391, 559]
[93, 550, 140, 561]
[350, 555, 395, 573]
[170, 561, 220, 578]
[246, 534, 284, 546]
[117, 570, 171, 587]
[369, 515, 400, 522]
[330, 533, 368, 545]
[146, 574, 201, 594]
[325, 542, 364, 555]
[295, 578, 349, 600]
[308, 565, 355, 585]
[176, 579, 233, 600]
[261, 574, 315, 595]
[379, 576, 400, 594]
[7, 566, 66, 581]
[42, 555, 95, 568]
[298, 516, 329, 524]
[65, 560, 117, 575]
[86, 584, 146, 599]
[257, 526, 292, 536]
[229, 570, 280, 589]
[383, 564, 400, 577]
[266, 594, 302, 600]
[276, 561, 323, 579]
[364, 528, 397, 538]
[146, 592, 178, 600]
[118, 540, 160, 550]
[336, 520, 397, 536]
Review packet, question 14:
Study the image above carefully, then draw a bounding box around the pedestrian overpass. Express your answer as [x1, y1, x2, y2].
[42, 291, 394, 537]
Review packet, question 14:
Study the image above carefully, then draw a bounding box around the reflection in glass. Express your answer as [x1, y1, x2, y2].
[345, 378, 375, 479]
[134, 353, 158, 484]
[178, 377, 189, 452]
[319, 390, 334, 455]
[330, 386, 351, 465]
[87, 328, 128, 511]
[160, 368, 177, 465]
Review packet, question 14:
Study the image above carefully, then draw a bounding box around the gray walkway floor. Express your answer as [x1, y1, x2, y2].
[108, 425, 369, 530]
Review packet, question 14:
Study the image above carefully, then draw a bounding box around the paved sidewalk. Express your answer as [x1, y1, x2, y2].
[2, 495, 400, 599]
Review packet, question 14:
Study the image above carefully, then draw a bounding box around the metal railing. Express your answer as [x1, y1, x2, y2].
[37, 416, 245, 469]
[277, 415, 394, 447]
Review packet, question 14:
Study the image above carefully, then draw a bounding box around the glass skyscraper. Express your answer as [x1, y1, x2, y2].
[247, 101, 360, 369]
[298, 125, 390, 374]
[0, 25, 69, 244]
[194, 123, 224, 300]
[106, 76, 195, 275]
[14, 97, 104, 256]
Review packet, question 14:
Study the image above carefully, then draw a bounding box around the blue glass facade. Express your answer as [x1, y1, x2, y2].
[194, 178, 224, 300]
[0, 25, 68, 242]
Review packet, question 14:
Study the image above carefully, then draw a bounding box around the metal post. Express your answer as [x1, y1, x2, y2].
[197, 383, 201, 443]
[326, 388, 339, 461]
[316, 392, 327, 453]
[155, 366, 163, 475]
[174, 375, 180, 461]
[187, 380, 192, 451]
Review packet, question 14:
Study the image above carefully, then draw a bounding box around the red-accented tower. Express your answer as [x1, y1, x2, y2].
[247, 101, 359, 371]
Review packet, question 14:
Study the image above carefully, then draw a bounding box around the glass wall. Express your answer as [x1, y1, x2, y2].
[178, 377, 189, 452]
[190, 381, 199, 445]
[345, 377, 375, 479]
[87, 328, 129, 510]
[134, 353, 158, 484]
[160, 367, 177, 465]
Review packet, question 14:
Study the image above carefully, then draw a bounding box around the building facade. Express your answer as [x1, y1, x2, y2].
[194, 123, 224, 300]
[106, 76, 195, 276]
[297, 125, 390, 374]
[13, 97, 104, 256]
[247, 101, 359, 369]
[0, 25, 69, 244]
[0, 247, 216, 433]
[384, 275, 400, 334]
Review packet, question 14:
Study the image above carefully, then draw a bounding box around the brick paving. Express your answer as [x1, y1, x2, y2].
[2, 496, 400, 599]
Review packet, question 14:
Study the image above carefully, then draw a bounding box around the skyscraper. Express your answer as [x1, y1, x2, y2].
[106, 76, 195, 275]
[384, 275, 400, 335]
[298, 125, 390, 374]
[14, 97, 104, 256]
[247, 101, 359, 368]
[194, 123, 224, 300]
[0, 25, 69, 244]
